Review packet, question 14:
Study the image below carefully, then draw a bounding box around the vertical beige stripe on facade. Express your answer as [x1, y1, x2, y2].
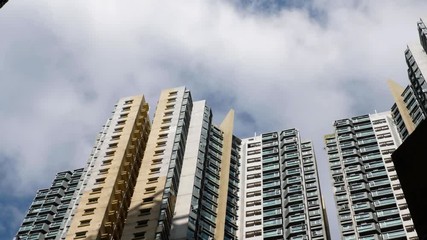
[388, 80, 416, 134]
[214, 109, 235, 239]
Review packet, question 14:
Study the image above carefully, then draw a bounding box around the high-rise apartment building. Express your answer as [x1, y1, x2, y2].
[15, 168, 84, 240]
[325, 112, 417, 240]
[390, 18, 427, 141]
[64, 95, 151, 240]
[122, 87, 241, 240]
[239, 129, 330, 240]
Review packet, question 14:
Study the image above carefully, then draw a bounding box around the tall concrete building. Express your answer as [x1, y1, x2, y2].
[239, 129, 330, 240]
[15, 169, 84, 240]
[325, 112, 417, 240]
[122, 87, 241, 240]
[390, 18, 427, 141]
[64, 95, 151, 240]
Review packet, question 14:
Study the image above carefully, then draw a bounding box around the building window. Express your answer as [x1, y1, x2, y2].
[136, 220, 149, 228]
[247, 157, 261, 163]
[133, 231, 146, 240]
[105, 151, 115, 157]
[147, 177, 158, 184]
[145, 187, 156, 194]
[150, 168, 160, 174]
[87, 198, 99, 205]
[245, 230, 262, 238]
[102, 159, 112, 166]
[139, 208, 151, 216]
[246, 190, 261, 198]
[98, 168, 109, 175]
[247, 182, 261, 188]
[247, 165, 261, 172]
[154, 150, 164, 156]
[151, 159, 162, 165]
[124, 100, 133, 105]
[158, 133, 168, 139]
[164, 111, 173, 117]
[247, 173, 261, 180]
[119, 113, 128, 119]
[111, 135, 120, 141]
[142, 197, 154, 205]
[83, 208, 95, 216]
[122, 106, 131, 112]
[108, 143, 118, 149]
[91, 187, 102, 194]
[75, 231, 87, 239]
[95, 178, 106, 185]
[246, 200, 261, 207]
[79, 219, 91, 227]
[246, 209, 262, 217]
[114, 127, 123, 133]
[246, 219, 261, 227]
[116, 120, 126, 126]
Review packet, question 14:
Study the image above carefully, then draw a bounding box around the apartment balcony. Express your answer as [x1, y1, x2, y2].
[283, 159, 300, 169]
[284, 187, 303, 198]
[338, 134, 356, 142]
[364, 161, 385, 170]
[285, 204, 305, 216]
[357, 138, 378, 146]
[263, 199, 282, 208]
[285, 214, 305, 227]
[262, 133, 278, 142]
[371, 188, 393, 199]
[342, 149, 359, 158]
[263, 172, 280, 180]
[349, 182, 370, 193]
[359, 146, 380, 154]
[47, 188, 65, 198]
[356, 131, 375, 138]
[263, 189, 281, 199]
[374, 198, 397, 209]
[355, 212, 377, 224]
[379, 219, 403, 231]
[382, 229, 407, 239]
[357, 223, 380, 235]
[18, 225, 33, 234]
[263, 148, 279, 156]
[366, 170, 388, 180]
[335, 119, 353, 127]
[283, 145, 298, 153]
[263, 141, 279, 148]
[263, 181, 281, 189]
[343, 234, 357, 240]
[338, 204, 351, 214]
[350, 192, 372, 203]
[283, 177, 302, 188]
[376, 209, 400, 220]
[284, 168, 301, 177]
[354, 124, 372, 131]
[339, 214, 353, 223]
[290, 235, 308, 240]
[330, 160, 342, 170]
[34, 213, 54, 224]
[30, 223, 49, 233]
[284, 195, 304, 207]
[359, 234, 381, 240]
[337, 127, 354, 135]
[340, 141, 358, 150]
[346, 174, 367, 183]
[342, 224, 355, 233]
[343, 157, 362, 167]
[263, 156, 279, 164]
[263, 164, 280, 172]
[264, 208, 282, 218]
[264, 218, 283, 228]
[284, 152, 300, 161]
[369, 179, 391, 189]
[352, 202, 375, 213]
[285, 225, 307, 239]
[361, 154, 382, 163]
[345, 165, 365, 174]
[264, 228, 284, 239]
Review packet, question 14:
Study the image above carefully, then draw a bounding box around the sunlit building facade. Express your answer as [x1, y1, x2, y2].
[325, 112, 417, 240]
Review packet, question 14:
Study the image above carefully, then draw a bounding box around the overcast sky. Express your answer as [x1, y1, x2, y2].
[1, 0, 426, 239]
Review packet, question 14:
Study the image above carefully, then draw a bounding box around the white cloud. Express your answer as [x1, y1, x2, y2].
[1, 0, 426, 238]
